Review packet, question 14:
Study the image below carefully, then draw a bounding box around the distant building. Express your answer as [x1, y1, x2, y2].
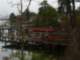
[3, 56, 10, 60]
[12, 13, 37, 42]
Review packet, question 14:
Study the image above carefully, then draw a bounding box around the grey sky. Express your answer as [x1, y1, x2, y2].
[0, 0, 80, 17]
[7, 0, 59, 15]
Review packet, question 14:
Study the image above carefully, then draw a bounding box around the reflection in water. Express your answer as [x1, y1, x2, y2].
[0, 48, 65, 60]
[9, 50, 57, 60]
[9, 50, 32, 60]
[0, 42, 65, 60]
[0, 47, 64, 60]
[32, 52, 56, 60]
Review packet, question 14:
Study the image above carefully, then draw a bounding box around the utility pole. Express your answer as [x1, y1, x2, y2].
[20, 0, 23, 15]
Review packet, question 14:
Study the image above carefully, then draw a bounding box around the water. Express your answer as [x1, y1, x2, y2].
[0, 42, 58, 60]
[0, 41, 65, 60]
[0, 42, 32, 60]
[0, 42, 10, 60]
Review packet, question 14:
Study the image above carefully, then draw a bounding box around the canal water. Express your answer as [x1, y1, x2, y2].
[0, 42, 32, 60]
[0, 42, 58, 60]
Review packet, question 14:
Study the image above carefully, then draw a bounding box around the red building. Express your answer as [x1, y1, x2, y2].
[27, 27, 66, 45]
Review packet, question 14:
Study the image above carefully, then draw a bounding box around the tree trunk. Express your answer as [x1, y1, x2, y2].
[63, 27, 80, 60]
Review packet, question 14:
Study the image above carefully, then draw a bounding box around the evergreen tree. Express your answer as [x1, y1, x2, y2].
[33, 0, 59, 27]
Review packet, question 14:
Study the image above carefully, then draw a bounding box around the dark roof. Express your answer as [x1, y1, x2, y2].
[29, 27, 55, 32]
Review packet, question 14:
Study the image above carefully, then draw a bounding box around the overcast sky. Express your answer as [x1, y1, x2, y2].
[0, 0, 57, 17]
[0, 0, 80, 17]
